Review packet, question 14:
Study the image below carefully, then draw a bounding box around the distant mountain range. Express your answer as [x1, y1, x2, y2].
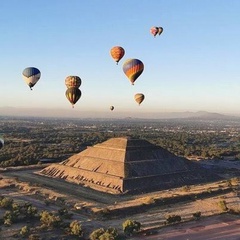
[0, 107, 238, 120]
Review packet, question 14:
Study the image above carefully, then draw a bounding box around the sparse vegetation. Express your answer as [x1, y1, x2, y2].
[89, 227, 119, 240]
[69, 220, 83, 237]
[192, 211, 201, 220]
[122, 219, 141, 236]
[165, 214, 182, 224]
[181, 185, 191, 192]
[218, 200, 228, 212]
[39, 211, 62, 229]
[0, 197, 13, 209]
[19, 225, 30, 237]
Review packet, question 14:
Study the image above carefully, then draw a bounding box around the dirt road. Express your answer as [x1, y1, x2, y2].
[1, 168, 121, 205]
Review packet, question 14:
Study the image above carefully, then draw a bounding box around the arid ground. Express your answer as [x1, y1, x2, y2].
[0, 163, 239, 239]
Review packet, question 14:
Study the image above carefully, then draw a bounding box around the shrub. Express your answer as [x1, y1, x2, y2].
[218, 200, 228, 212]
[122, 219, 141, 236]
[89, 227, 119, 240]
[181, 185, 191, 192]
[0, 197, 13, 209]
[165, 214, 181, 224]
[58, 208, 73, 219]
[192, 211, 201, 220]
[21, 203, 38, 219]
[99, 232, 114, 240]
[69, 220, 83, 237]
[40, 211, 62, 228]
[3, 210, 19, 225]
[89, 228, 105, 240]
[20, 225, 30, 237]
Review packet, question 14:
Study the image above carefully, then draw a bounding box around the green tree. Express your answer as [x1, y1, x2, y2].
[0, 197, 13, 209]
[122, 219, 141, 236]
[20, 225, 30, 237]
[40, 211, 62, 228]
[69, 220, 83, 237]
[89, 228, 105, 240]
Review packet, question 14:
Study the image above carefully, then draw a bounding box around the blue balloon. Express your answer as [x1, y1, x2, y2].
[22, 67, 40, 78]
[22, 67, 41, 90]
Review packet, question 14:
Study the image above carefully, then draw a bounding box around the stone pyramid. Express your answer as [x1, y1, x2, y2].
[39, 137, 220, 194]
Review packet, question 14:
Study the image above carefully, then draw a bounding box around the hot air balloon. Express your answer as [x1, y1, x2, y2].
[110, 106, 114, 111]
[134, 93, 145, 105]
[158, 27, 163, 35]
[110, 46, 125, 64]
[0, 138, 4, 150]
[150, 26, 163, 37]
[150, 26, 159, 37]
[65, 87, 82, 108]
[22, 67, 41, 90]
[65, 76, 82, 89]
[123, 59, 144, 85]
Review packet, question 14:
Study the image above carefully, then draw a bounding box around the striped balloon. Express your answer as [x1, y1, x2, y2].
[65, 76, 81, 89]
[65, 87, 82, 108]
[134, 93, 145, 105]
[110, 46, 125, 64]
[22, 67, 41, 90]
[123, 59, 144, 85]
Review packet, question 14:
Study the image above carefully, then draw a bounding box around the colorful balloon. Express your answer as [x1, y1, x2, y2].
[123, 59, 144, 85]
[65, 87, 82, 108]
[22, 67, 41, 90]
[110, 106, 114, 111]
[150, 26, 163, 37]
[65, 76, 81, 89]
[150, 26, 159, 37]
[110, 46, 125, 64]
[134, 93, 145, 105]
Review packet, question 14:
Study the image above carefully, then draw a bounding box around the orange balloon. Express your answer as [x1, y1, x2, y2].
[134, 93, 145, 105]
[110, 46, 125, 64]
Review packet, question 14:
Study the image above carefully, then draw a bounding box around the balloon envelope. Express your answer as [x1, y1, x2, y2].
[134, 93, 145, 105]
[150, 26, 163, 37]
[158, 27, 163, 35]
[22, 67, 41, 90]
[65, 76, 81, 89]
[65, 87, 82, 108]
[110, 46, 125, 64]
[110, 106, 114, 111]
[150, 26, 159, 37]
[123, 59, 144, 85]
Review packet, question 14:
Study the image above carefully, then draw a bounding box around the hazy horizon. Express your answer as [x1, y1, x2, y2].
[1, 1, 240, 115]
[1, 106, 240, 119]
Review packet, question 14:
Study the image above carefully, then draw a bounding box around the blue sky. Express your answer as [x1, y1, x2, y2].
[1, 0, 240, 116]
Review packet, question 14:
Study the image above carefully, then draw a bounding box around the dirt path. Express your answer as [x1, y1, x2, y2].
[1, 168, 121, 206]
